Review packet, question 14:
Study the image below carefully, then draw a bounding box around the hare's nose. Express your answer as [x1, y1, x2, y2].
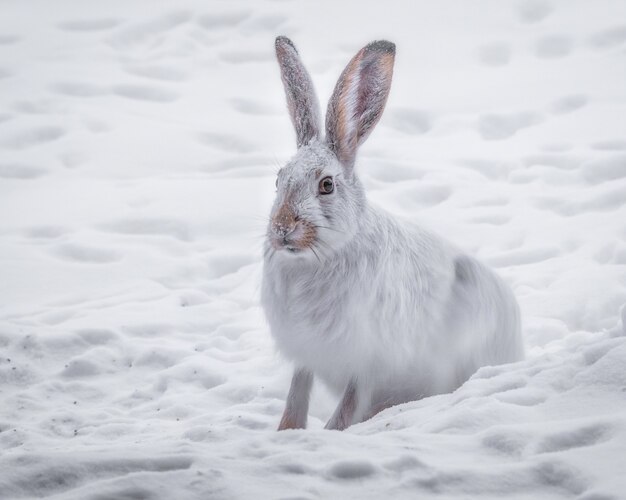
[273, 220, 296, 238]
[272, 204, 299, 238]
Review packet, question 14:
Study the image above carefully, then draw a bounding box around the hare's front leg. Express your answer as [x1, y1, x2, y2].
[278, 368, 313, 430]
[325, 379, 360, 431]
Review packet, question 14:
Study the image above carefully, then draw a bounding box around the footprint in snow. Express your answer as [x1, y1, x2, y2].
[0, 34, 19, 45]
[239, 14, 288, 35]
[218, 49, 273, 64]
[517, 0, 553, 24]
[477, 112, 543, 141]
[57, 18, 120, 32]
[24, 225, 68, 239]
[536, 423, 612, 453]
[486, 246, 560, 267]
[0, 126, 66, 150]
[0, 163, 48, 179]
[533, 34, 574, 59]
[327, 460, 377, 479]
[533, 183, 626, 216]
[52, 243, 122, 264]
[460, 158, 515, 179]
[123, 64, 188, 82]
[50, 81, 109, 97]
[395, 182, 452, 209]
[107, 10, 191, 49]
[476, 41, 512, 67]
[112, 84, 179, 102]
[591, 139, 626, 151]
[229, 97, 281, 116]
[588, 25, 626, 50]
[100, 217, 192, 241]
[197, 11, 250, 30]
[385, 107, 434, 135]
[197, 131, 257, 154]
[581, 154, 626, 184]
[467, 213, 512, 225]
[550, 94, 588, 115]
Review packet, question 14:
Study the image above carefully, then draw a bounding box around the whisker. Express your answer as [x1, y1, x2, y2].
[313, 224, 344, 234]
[310, 245, 322, 264]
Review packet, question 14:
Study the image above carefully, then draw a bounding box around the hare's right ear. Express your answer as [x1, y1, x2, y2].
[275, 36, 321, 148]
[326, 41, 395, 170]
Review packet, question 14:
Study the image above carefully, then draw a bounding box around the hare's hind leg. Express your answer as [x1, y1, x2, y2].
[278, 368, 313, 431]
[325, 379, 360, 431]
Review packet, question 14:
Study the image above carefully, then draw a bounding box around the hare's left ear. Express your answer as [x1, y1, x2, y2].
[326, 41, 395, 170]
[275, 36, 321, 148]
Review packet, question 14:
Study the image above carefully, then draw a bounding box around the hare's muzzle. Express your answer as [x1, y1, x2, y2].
[270, 206, 316, 253]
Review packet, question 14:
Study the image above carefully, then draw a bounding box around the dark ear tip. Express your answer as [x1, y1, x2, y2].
[366, 40, 396, 55]
[276, 36, 297, 53]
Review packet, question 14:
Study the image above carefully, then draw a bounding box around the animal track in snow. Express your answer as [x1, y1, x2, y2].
[591, 139, 626, 151]
[581, 155, 626, 183]
[0, 163, 47, 179]
[50, 81, 109, 97]
[123, 64, 187, 82]
[327, 460, 377, 479]
[481, 429, 528, 455]
[533, 35, 574, 59]
[522, 153, 581, 170]
[108, 11, 191, 49]
[0, 35, 19, 45]
[396, 182, 452, 209]
[218, 49, 273, 64]
[476, 41, 512, 67]
[588, 25, 626, 50]
[477, 112, 543, 140]
[229, 97, 280, 116]
[460, 158, 515, 179]
[100, 217, 192, 240]
[386, 107, 434, 135]
[0, 126, 66, 149]
[239, 14, 287, 35]
[550, 94, 588, 115]
[517, 0, 553, 24]
[53, 243, 122, 263]
[197, 131, 257, 153]
[533, 183, 626, 216]
[57, 18, 120, 32]
[536, 423, 612, 453]
[467, 213, 512, 225]
[75, 328, 119, 345]
[197, 11, 249, 30]
[487, 246, 560, 267]
[112, 84, 179, 102]
[24, 225, 68, 239]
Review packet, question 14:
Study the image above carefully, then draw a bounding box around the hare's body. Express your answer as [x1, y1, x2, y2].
[262, 199, 522, 423]
[263, 37, 523, 430]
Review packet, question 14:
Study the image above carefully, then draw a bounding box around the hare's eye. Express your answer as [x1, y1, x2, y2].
[319, 176, 334, 195]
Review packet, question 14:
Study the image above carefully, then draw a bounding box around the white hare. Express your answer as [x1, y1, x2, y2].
[262, 37, 524, 431]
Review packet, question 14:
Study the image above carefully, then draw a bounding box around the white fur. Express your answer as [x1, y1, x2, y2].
[264, 38, 524, 428]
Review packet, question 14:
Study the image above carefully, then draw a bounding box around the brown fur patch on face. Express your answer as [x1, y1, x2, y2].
[293, 220, 317, 250]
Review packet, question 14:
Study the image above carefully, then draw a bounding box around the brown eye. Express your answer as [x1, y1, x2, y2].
[319, 176, 334, 195]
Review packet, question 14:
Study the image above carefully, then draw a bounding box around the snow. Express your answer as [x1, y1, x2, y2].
[0, 0, 625, 498]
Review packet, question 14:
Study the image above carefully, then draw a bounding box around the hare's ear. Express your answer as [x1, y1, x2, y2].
[275, 36, 321, 148]
[326, 41, 395, 170]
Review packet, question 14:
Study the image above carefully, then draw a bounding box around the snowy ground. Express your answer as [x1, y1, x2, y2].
[1, 0, 626, 498]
